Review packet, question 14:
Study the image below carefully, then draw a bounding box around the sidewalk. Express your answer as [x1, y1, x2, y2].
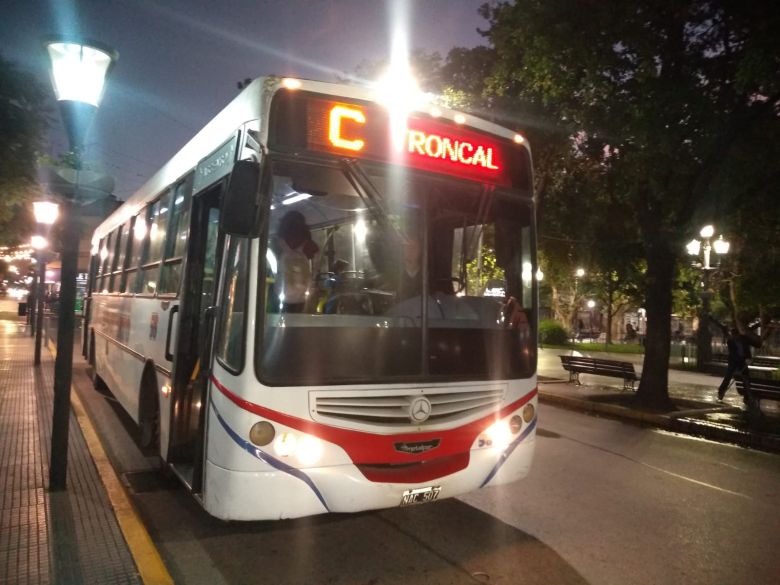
[537, 348, 780, 453]
[0, 318, 141, 585]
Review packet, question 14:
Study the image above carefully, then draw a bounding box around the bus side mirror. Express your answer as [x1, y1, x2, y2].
[221, 160, 262, 237]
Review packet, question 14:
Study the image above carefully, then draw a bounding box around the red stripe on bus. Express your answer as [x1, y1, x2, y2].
[210, 375, 536, 467]
[355, 452, 471, 484]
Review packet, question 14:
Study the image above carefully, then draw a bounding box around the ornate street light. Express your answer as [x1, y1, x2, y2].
[687, 224, 729, 371]
[45, 39, 117, 154]
[44, 37, 117, 491]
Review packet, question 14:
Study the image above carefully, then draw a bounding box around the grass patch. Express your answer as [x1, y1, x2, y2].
[541, 342, 645, 354]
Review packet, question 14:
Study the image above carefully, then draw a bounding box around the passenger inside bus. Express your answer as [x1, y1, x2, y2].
[273, 210, 319, 313]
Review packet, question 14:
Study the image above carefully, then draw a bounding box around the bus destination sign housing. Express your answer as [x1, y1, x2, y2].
[269, 90, 529, 189]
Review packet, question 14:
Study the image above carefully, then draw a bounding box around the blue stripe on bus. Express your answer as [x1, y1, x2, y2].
[480, 417, 537, 488]
[209, 400, 330, 512]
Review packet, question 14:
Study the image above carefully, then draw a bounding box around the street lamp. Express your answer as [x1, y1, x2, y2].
[44, 37, 117, 491]
[32, 201, 59, 366]
[572, 268, 585, 336]
[33, 201, 59, 225]
[686, 224, 730, 371]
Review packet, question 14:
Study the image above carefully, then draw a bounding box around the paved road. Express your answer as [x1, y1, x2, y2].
[73, 359, 780, 585]
[462, 403, 780, 585]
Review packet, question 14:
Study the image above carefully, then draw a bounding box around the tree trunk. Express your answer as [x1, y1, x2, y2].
[551, 285, 571, 327]
[636, 238, 676, 411]
[605, 277, 615, 345]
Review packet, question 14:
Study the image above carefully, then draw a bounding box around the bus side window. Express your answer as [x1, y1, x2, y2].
[98, 235, 112, 293]
[108, 226, 123, 292]
[216, 236, 249, 373]
[116, 219, 133, 293]
[159, 177, 192, 295]
[140, 193, 171, 295]
[127, 210, 150, 293]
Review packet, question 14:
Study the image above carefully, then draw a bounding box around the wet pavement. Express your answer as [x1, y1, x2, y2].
[0, 318, 141, 585]
[1, 306, 778, 584]
[537, 347, 780, 453]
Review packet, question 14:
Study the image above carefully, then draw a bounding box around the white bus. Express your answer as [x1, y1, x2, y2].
[85, 76, 538, 520]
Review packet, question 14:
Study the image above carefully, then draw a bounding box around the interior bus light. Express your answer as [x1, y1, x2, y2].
[281, 192, 312, 206]
[353, 218, 368, 242]
[329, 105, 366, 151]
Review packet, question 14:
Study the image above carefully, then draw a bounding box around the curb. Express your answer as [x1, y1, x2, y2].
[538, 389, 780, 454]
[47, 339, 174, 585]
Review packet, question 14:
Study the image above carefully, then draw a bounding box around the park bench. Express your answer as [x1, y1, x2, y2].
[560, 355, 638, 391]
[710, 353, 780, 374]
[735, 377, 780, 410]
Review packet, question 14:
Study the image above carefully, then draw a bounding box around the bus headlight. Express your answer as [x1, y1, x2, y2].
[522, 403, 535, 423]
[509, 415, 523, 434]
[296, 435, 324, 466]
[273, 432, 298, 457]
[485, 419, 512, 448]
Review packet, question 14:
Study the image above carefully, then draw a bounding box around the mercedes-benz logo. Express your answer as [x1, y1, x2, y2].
[409, 396, 432, 423]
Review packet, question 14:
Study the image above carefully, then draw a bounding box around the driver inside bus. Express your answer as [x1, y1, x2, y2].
[273, 210, 319, 313]
[397, 232, 423, 300]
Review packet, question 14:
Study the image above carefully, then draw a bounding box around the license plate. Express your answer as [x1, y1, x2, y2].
[400, 486, 441, 507]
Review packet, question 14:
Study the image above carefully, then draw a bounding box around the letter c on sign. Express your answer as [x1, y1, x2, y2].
[329, 106, 366, 151]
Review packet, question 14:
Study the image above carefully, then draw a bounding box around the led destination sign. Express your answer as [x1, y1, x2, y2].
[328, 104, 500, 172]
[269, 92, 528, 188]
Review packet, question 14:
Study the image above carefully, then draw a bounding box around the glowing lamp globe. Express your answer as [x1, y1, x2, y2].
[44, 37, 118, 151]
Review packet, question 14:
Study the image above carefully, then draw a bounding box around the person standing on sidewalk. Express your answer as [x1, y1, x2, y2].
[710, 316, 762, 407]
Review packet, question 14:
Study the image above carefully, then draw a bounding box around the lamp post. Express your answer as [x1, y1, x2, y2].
[572, 268, 585, 336]
[586, 299, 596, 340]
[44, 37, 117, 491]
[32, 202, 58, 366]
[686, 224, 730, 371]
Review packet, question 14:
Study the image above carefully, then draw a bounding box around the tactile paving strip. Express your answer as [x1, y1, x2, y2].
[0, 324, 141, 584]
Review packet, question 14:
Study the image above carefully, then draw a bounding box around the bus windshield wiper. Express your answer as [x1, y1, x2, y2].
[339, 158, 401, 241]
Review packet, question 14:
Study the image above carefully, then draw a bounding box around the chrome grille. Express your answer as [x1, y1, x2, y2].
[312, 386, 505, 426]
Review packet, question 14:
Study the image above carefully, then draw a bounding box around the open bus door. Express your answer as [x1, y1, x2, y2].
[82, 253, 99, 359]
[166, 184, 224, 491]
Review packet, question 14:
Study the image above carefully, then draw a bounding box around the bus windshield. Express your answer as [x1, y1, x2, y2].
[258, 158, 536, 385]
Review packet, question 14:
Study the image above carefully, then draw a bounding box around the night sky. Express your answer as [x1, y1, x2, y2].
[3, 0, 489, 200]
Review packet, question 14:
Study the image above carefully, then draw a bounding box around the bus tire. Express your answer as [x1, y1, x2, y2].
[138, 364, 159, 451]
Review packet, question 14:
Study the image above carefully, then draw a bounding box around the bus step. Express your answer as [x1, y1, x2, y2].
[168, 463, 196, 491]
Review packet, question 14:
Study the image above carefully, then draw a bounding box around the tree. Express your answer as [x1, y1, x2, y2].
[479, 0, 780, 409]
[0, 54, 49, 244]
